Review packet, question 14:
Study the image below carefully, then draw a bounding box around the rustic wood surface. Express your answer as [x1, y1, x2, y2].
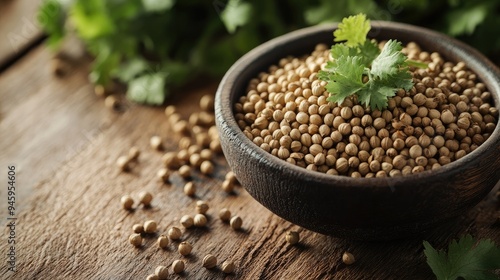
[0, 0, 43, 68]
[1, 13, 500, 280]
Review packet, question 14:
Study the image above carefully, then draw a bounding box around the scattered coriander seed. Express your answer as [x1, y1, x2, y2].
[230, 216, 242, 230]
[132, 224, 143, 233]
[161, 152, 180, 169]
[104, 95, 119, 110]
[167, 226, 182, 240]
[138, 191, 153, 207]
[157, 168, 170, 183]
[128, 146, 140, 161]
[200, 94, 215, 111]
[202, 254, 217, 269]
[178, 165, 191, 179]
[121, 195, 134, 210]
[225, 171, 238, 184]
[157, 235, 169, 249]
[50, 57, 69, 77]
[144, 220, 158, 233]
[285, 231, 300, 245]
[116, 156, 131, 172]
[129, 233, 142, 247]
[342, 251, 356, 265]
[146, 274, 159, 280]
[221, 180, 234, 193]
[221, 260, 235, 274]
[178, 241, 193, 256]
[183, 182, 196, 197]
[150, 136, 163, 150]
[219, 208, 231, 222]
[155, 266, 169, 280]
[193, 214, 208, 227]
[196, 200, 209, 214]
[200, 160, 214, 175]
[180, 215, 194, 229]
[172, 260, 185, 274]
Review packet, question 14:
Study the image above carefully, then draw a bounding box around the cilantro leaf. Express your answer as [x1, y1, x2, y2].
[38, 0, 66, 49]
[358, 81, 397, 111]
[142, 0, 175, 13]
[330, 44, 359, 60]
[221, 0, 253, 34]
[423, 235, 500, 280]
[127, 72, 168, 105]
[370, 40, 408, 80]
[322, 56, 366, 105]
[358, 40, 380, 67]
[333, 13, 370, 47]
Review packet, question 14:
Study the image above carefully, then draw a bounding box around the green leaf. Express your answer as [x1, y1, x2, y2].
[71, 0, 115, 40]
[358, 81, 397, 111]
[113, 58, 150, 82]
[330, 44, 359, 60]
[446, 3, 489, 36]
[220, 0, 253, 34]
[142, 0, 175, 13]
[127, 72, 168, 105]
[333, 13, 370, 47]
[38, 0, 66, 49]
[322, 56, 366, 105]
[370, 40, 408, 80]
[424, 235, 500, 280]
[358, 40, 380, 67]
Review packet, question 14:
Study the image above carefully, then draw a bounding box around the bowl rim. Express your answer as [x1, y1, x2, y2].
[216, 21, 500, 189]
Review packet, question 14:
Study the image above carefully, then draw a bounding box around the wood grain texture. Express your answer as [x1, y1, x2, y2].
[0, 0, 43, 67]
[0, 44, 118, 216]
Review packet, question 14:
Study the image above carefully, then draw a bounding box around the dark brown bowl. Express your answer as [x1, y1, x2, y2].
[215, 21, 500, 240]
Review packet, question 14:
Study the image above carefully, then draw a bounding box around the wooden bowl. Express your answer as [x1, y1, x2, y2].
[215, 22, 500, 240]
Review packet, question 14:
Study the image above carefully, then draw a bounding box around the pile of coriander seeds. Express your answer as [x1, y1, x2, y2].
[234, 42, 498, 178]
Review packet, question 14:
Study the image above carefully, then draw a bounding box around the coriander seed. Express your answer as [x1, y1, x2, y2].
[167, 227, 182, 240]
[200, 161, 214, 175]
[222, 180, 234, 193]
[150, 136, 163, 150]
[178, 241, 193, 256]
[221, 260, 235, 274]
[128, 146, 140, 161]
[180, 215, 194, 229]
[129, 233, 142, 247]
[158, 235, 169, 249]
[117, 156, 130, 172]
[138, 191, 153, 207]
[230, 216, 242, 230]
[132, 224, 143, 233]
[155, 265, 169, 280]
[194, 214, 208, 227]
[285, 231, 300, 245]
[178, 165, 191, 179]
[202, 254, 217, 269]
[121, 195, 134, 210]
[183, 182, 196, 197]
[144, 220, 158, 233]
[146, 274, 159, 280]
[196, 200, 209, 214]
[219, 208, 231, 222]
[157, 168, 170, 182]
[172, 260, 185, 274]
[342, 251, 356, 265]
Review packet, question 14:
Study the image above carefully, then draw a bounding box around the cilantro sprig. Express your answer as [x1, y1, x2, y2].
[423, 235, 500, 280]
[318, 14, 425, 110]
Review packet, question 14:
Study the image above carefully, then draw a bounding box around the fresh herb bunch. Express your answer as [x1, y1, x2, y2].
[318, 14, 426, 110]
[38, 0, 499, 105]
[424, 235, 500, 280]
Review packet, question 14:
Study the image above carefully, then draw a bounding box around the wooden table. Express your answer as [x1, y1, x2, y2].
[1, 2, 499, 279]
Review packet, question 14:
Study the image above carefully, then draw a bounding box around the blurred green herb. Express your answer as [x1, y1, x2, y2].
[318, 14, 422, 110]
[37, 0, 500, 105]
[423, 235, 500, 280]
